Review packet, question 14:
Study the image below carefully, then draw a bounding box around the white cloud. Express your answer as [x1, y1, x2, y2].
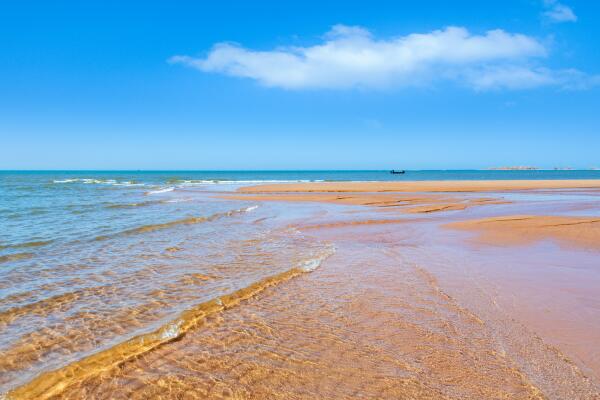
[543, 0, 577, 23]
[466, 66, 596, 90]
[466, 66, 557, 90]
[170, 25, 594, 91]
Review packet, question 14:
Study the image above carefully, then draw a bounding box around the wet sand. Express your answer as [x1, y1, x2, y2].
[6, 180, 600, 399]
[223, 192, 511, 214]
[224, 180, 600, 397]
[48, 206, 600, 399]
[240, 179, 600, 193]
[446, 215, 600, 249]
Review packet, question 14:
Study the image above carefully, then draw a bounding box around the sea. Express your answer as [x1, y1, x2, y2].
[1, 170, 600, 398]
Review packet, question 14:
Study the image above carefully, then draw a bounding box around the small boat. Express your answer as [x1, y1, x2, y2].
[390, 170, 405, 174]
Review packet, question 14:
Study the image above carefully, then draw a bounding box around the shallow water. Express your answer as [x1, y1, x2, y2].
[42, 193, 600, 399]
[0, 172, 336, 396]
[1, 172, 600, 399]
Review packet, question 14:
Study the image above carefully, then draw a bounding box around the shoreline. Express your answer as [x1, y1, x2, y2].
[4, 177, 600, 398]
[47, 185, 600, 398]
[223, 179, 600, 388]
[238, 179, 600, 193]
[229, 179, 600, 249]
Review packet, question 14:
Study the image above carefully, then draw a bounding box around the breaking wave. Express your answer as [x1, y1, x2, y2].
[0, 240, 52, 251]
[5, 246, 335, 400]
[52, 179, 144, 187]
[170, 179, 325, 186]
[94, 205, 259, 240]
[145, 187, 174, 195]
[0, 252, 34, 264]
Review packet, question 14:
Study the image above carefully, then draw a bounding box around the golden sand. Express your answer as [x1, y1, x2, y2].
[230, 181, 600, 249]
[46, 226, 600, 399]
[6, 266, 322, 400]
[239, 179, 600, 193]
[446, 215, 600, 249]
[7, 180, 600, 399]
[224, 192, 510, 214]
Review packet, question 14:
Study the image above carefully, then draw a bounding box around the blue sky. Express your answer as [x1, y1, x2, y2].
[1, 0, 599, 169]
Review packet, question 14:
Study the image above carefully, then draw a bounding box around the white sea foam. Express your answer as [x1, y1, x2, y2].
[52, 179, 79, 183]
[176, 179, 324, 186]
[146, 187, 175, 195]
[299, 245, 336, 272]
[52, 178, 144, 186]
[163, 198, 193, 203]
[112, 182, 145, 187]
[160, 322, 181, 340]
[53, 178, 324, 188]
[225, 205, 259, 215]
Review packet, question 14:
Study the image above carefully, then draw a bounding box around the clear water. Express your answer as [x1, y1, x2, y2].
[1, 170, 600, 397]
[0, 171, 338, 394]
[3, 169, 600, 185]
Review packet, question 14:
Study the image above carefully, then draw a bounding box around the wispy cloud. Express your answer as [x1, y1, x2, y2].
[542, 0, 577, 23]
[170, 24, 595, 91]
[468, 66, 597, 90]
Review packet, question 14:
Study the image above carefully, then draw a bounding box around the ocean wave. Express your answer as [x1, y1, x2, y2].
[52, 179, 144, 187]
[0, 252, 34, 264]
[104, 200, 163, 209]
[172, 179, 325, 186]
[145, 187, 174, 195]
[0, 240, 52, 251]
[52, 178, 323, 189]
[162, 198, 193, 203]
[300, 249, 334, 271]
[94, 205, 259, 240]
[0, 291, 81, 326]
[5, 246, 334, 400]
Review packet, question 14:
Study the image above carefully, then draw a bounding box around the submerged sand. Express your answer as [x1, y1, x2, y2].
[7, 180, 600, 399]
[240, 179, 600, 193]
[224, 192, 510, 214]
[224, 179, 600, 391]
[446, 215, 600, 249]
[52, 239, 561, 399]
[231, 180, 600, 249]
[48, 195, 600, 399]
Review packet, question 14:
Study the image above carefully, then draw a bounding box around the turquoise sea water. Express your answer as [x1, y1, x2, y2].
[3, 169, 599, 248]
[3, 169, 600, 184]
[3, 169, 598, 261]
[1, 170, 338, 393]
[2, 169, 600, 273]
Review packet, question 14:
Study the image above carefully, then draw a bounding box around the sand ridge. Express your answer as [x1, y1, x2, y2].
[223, 192, 510, 214]
[239, 179, 600, 193]
[228, 180, 600, 249]
[445, 215, 600, 249]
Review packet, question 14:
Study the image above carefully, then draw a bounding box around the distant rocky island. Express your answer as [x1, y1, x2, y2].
[489, 166, 539, 170]
[488, 166, 593, 171]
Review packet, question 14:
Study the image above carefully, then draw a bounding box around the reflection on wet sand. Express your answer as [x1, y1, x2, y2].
[223, 192, 511, 214]
[40, 250, 507, 398]
[4, 180, 600, 399]
[7, 250, 334, 400]
[446, 215, 600, 249]
[239, 179, 600, 193]
[51, 228, 597, 399]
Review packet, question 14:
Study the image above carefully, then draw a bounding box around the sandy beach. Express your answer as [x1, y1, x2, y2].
[239, 179, 600, 194]
[5, 0, 600, 396]
[222, 179, 600, 397]
[231, 179, 600, 248]
[446, 215, 600, 250]
[4, 178, 600, 399]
